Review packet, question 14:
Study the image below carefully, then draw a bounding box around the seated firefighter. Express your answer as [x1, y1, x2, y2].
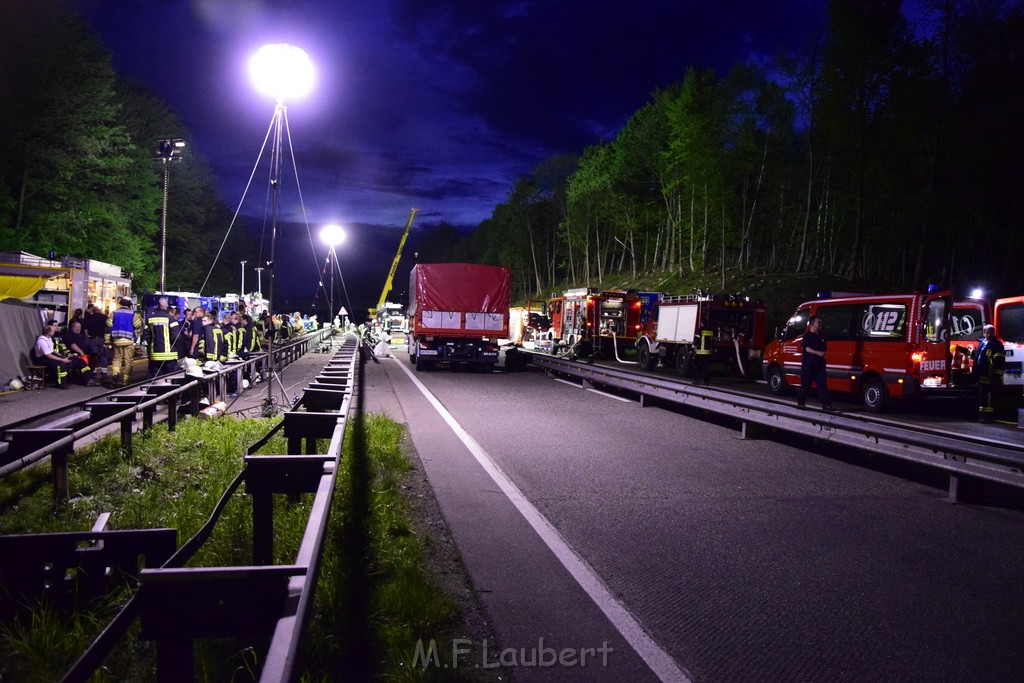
[34, 320, 99, 388]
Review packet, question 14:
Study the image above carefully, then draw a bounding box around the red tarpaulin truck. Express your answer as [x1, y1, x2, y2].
[407, 263, 511, 371]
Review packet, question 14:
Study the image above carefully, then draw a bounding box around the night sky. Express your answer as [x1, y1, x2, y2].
[67, 1, 857, 313]
[69, 0, 830, 231]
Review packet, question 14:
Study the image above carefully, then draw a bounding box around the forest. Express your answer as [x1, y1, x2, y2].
[0, 1, 252, 294]
[454, 0, 1024, 301]
[1, 1, 1022, 304]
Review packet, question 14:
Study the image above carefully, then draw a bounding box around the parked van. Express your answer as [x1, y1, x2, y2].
[763, 290, 976, 411]
[995, 296, 1024, 389]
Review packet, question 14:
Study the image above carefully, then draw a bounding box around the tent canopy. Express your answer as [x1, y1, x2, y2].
[0, 298, 47, 386]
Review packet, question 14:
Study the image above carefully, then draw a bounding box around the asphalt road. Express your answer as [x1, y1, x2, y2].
[372, 354, 1024, 682]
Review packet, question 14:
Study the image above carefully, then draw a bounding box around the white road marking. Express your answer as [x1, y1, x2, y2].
[552, 376, 635, 402]
[586, 387, 634, 402]
[391, 358, 690, 683]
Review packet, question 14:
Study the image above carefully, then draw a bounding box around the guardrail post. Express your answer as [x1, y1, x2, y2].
[252, 491, 274, 565]
[120, 416, 133, 459]
[167, 395, 177, 432]
[740, 421, 770, 440]
[640, 394, 658, 408]
[949, 473, 984, 504]
[52, 445, 71, 500]
[157, 638, 193, 682]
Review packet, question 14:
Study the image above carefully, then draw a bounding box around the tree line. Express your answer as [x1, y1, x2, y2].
[0, 0, 253, 294]
[454, 0, 1024, 301]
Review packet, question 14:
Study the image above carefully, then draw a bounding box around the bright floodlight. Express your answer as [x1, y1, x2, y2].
[320, 224, 346, 247]
[971, 288, 984, 299]
[250, 43, 314, 100]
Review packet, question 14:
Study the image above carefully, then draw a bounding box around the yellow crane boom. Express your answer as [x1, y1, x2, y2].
[370, 207, 418, 316]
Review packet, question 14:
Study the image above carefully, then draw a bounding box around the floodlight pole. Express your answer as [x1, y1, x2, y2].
[328, 247, 335, 330]
[157, 138, 184, 293]
[240, 260, 247, 296]
[160, 159, 169, 292]
[266, 100, 285, 408]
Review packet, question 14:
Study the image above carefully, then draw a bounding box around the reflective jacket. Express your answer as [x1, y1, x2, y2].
[145, 308, 177, 361]
[110, 308, 138, 345]
[973, 336, 1006, 382]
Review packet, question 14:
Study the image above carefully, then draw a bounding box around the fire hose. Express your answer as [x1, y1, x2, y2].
[734, 338, 747, 378]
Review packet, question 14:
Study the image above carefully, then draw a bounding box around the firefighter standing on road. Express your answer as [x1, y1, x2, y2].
[797, 315, 835, 412]
[107, 298, 142, 387]
[973, 323, 1005, 423]
[694, 325, 714, 385]
[144, 296, 177, 378]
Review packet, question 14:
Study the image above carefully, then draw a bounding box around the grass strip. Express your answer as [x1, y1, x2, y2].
[0, 412, 478, 681]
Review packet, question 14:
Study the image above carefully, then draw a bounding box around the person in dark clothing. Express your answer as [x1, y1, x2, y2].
[83, 304, 108, 339]
[61, 319, 94, 365]
[796, 315, 834, 411]
[692, 325, 714, 385]
[973, 324, 1005, 423]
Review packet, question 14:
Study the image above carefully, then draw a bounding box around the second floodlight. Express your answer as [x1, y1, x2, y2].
[320, 224, 346, 247]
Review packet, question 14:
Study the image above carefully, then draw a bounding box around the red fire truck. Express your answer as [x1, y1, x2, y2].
[763, 289, 975, 411]
[635, 293, 767, 378]
[546, 288, 644, 359]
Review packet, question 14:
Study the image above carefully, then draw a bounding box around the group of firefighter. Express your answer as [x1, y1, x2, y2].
[137, 296, 287, 384]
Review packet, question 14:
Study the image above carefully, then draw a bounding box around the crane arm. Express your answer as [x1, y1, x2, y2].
[372, 207, 418, 316]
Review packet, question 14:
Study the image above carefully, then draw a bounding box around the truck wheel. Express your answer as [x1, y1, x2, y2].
[638, 345, 656, 371]
[767, 365, 790, 396]
[862, 377, 888, 412]
[676, 349, 693, 378]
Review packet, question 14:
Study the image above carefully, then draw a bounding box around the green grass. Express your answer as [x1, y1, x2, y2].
[301, 413, 476, 681]
[0, 411, 473, 681]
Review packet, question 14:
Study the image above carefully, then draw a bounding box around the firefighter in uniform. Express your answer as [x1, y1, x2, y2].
[144, 297, 178, 378]
[199, 313, 227, 365]
[107, 298, 142, 387]
[973, 323, 1005, 423]
[694, 325, 714, 385]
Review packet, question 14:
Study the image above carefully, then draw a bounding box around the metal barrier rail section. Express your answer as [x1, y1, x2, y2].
[525, 352, 1024, 504]
[0, 328, 334, 499]
[0, 329, 354, 682]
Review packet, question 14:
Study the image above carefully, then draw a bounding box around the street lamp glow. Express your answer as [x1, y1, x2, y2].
[250, 43, 314, 100]
[320, 224, 346, 247]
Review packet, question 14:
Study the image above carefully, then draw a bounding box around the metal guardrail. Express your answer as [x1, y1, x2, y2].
[49, 332, 360, 681]
[0, 328, 333, 499]
[525, 352, 1024, 504]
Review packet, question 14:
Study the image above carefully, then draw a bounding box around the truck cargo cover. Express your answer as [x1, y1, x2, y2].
[408, 263, 511, 315]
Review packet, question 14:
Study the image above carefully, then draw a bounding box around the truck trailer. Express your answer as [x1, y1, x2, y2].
[407, 263, 511, 371]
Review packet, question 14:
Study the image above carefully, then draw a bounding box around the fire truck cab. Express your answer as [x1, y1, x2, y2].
[764, 289, 969, 412]
[546, 288, 643, 359]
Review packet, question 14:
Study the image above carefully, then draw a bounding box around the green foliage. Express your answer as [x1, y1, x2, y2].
[301, 413, 468, 681]
[451, 0, 1024, 299]
[0, 0, 255, 295]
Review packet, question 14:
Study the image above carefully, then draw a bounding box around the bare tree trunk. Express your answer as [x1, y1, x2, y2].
[701, 180, 709, 273]
[16, 166, 28, 232]
[720, 200, 726, 291]
[689, 185, 696, 271]
[740, 143, 767, 271]
[796, 145, 814, 273]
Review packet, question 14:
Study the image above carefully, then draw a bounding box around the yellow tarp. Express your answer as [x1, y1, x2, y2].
[0, 275, 50, 300]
